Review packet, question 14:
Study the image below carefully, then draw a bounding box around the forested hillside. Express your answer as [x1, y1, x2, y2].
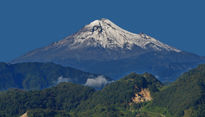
[1, 65, 205, 117]
[0, 62, 110, 90]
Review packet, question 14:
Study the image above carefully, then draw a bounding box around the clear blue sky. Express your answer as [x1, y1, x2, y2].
[0, 0, 205, 62]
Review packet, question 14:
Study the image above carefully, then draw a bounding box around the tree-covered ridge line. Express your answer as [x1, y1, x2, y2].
[0, 72, 162, 117]
[0, 62, 111, 90]
[152, 64, 205, 117]
[1, 64, 205, 117]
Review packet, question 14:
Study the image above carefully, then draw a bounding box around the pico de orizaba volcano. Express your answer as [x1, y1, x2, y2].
[12, 18, 205, 82]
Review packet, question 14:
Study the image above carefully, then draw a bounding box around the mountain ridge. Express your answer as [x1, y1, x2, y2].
[1, 64, 205, 116]
[0, 72, 162, 117]
[0, 62, 111, 90]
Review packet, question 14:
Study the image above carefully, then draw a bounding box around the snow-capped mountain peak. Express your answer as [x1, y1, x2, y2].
[11, 18, 205, 83]
[53, 18, 181, 52]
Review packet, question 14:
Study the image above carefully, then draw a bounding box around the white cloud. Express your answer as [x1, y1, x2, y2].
[57, 76, 71, 84]
[85, 75, 110, 88]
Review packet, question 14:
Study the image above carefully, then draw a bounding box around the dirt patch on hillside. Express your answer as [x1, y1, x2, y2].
[132, 88, 152, 104]
[20, 112, 28, 117]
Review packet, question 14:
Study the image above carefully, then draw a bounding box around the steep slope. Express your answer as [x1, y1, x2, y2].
[152, 64, 205, 117]
[0, 72, 162, 117]
[74, 73, 162, 117]
[0, 62, 111, 90]
[12, 18, 205, 82]
[2, 64, 205, 117]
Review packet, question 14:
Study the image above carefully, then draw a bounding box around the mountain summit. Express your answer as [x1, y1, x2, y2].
[56, 18, 180, 52]
[12, 18, 205, 82]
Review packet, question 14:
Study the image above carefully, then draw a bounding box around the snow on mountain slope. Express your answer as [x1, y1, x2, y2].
[12, 18, 205, 82]
[51, 18, 181, 52]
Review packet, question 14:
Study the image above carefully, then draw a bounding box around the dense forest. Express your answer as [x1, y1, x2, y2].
[152, 64, 205, 117]
[1, 64, 205, 117]
[0, 82, 95, 117]
[0, 72, 162, 117]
